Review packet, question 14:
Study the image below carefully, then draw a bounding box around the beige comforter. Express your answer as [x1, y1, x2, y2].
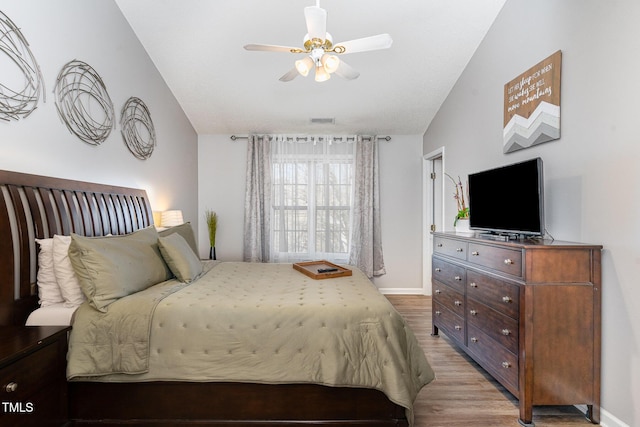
[68, 261, 434, 423]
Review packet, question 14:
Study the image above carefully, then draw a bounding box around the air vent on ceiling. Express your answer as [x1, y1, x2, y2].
[310, 118, 335, 124]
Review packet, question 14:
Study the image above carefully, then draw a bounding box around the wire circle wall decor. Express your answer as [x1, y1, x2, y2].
[120, 97, 155, 160]
[0, 11, 46, 121]
[54, 60, 114, 145]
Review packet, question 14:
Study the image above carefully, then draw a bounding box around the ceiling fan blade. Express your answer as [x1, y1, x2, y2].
[334, 60, 360, 80]
[279, 67, 299, 82]
[334, 34, 393, 54]
[304, 6, 327, 40]
[244, 44, 300, 53]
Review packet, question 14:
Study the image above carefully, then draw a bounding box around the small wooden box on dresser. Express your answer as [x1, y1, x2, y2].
[0, 326, 70, 427]
[431, 231, 602, 427]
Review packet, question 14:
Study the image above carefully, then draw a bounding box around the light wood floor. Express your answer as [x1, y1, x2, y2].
[386, 295, 598, 427]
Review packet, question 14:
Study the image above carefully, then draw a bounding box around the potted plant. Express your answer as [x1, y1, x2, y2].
[445, 173, 470, 231]
[205, 209, 218, 260]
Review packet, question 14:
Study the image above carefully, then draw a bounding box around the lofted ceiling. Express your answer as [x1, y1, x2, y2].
[115, 0, 506, 136]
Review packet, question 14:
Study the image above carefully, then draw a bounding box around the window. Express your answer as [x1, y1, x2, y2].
[271, 140, 354, 263]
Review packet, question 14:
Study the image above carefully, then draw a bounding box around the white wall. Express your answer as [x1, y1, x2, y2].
[198, 134, 426, 293]
[197, 135, 247, 260]
[422, 1, 640, 426]
[0, 0, 198, 228]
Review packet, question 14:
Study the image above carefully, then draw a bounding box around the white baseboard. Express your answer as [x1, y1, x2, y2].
[379, 288, 426, 295]
[568, 404, 630, 427]
[599, 408, 631, 427]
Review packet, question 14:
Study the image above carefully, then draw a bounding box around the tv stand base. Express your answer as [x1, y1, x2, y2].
[479, 232, 519, 241]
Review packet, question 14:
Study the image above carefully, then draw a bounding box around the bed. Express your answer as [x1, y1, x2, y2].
[0, 169, 434, 426]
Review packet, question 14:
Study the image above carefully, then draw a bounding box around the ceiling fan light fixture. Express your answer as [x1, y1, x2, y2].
[314, 65, 331, 82]
[321, 54, 340, 74]
[245, 2, 392, 83]
[295, 56, 314, 77]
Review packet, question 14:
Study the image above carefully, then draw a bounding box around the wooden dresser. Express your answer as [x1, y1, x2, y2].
[431, 232, 601, 426]
[0, 326, 70, 427]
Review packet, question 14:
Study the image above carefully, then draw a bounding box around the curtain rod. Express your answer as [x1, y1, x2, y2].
[230, 135, 391, 142]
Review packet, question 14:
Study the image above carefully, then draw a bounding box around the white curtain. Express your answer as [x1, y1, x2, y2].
[243, 135, 271, 262]
[349, 136, 386, 277]
[243, 134, 385, 276]
[270, 136, 355, 263]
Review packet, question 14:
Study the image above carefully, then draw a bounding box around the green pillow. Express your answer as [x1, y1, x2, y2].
[158, 222, 198, 256]
[69, 226, 172, 311]
[158, 233, 203, 283]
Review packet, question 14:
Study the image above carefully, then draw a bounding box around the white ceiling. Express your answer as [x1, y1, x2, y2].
[115, 0, 506, 136]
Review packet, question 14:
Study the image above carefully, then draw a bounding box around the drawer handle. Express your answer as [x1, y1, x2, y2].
[501, 329, 511, 336]
[502, 296, 513, 303]
[435, 311, 441, 316]
[454, 325, 462, 331]
[504, 258, 514, 265]
[469, 282, 477, 288]
[471, 251, 479, 256]
[471, 337, 478, 343]
[456, 248, 464, 252]
[437, 243, 443, 247]
[4, 382, 17, 393]
[435, 267, 441, 272]
[435, 289, 442, 295]
[502, 361, 511, 369]
[470, 309, 478, 316]
[454, 275, 462, 281]
[454, 300, 462, 306]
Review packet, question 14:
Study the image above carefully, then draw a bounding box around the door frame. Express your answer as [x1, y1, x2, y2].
[422, 147, 446, 295]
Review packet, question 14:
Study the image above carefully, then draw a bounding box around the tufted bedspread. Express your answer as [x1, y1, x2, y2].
[67, 261, 434, 423]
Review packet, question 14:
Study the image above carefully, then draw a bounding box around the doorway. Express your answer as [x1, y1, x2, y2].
[422, 147, 445, 295]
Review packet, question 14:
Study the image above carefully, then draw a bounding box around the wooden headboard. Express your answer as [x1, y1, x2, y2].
[0, 169, 153, 325]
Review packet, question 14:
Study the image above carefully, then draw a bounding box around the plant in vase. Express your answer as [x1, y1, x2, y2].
[205, 209, 218, 260]
[445, 173, 469, 231]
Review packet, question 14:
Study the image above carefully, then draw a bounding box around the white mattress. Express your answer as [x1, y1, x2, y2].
[25, 303, 78, 326]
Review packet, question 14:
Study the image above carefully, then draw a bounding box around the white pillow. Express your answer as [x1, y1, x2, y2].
[35, 238, 65, 307]
[52, 234, 86, 307]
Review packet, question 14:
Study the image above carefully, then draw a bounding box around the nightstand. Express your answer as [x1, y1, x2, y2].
[0, 326, 70, 427]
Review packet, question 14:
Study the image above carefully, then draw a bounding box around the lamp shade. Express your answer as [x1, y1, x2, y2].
[321, 54, 340, 74]
[314, 65, 331, 82]
[295, 56, 314, 77]
[161, 210, 184, 227]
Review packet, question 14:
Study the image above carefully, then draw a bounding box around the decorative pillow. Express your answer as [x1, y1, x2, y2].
[52, 235, 86, 308]
[158, 222, 198, 256]
[68, 226, 172, 312]
[35, 238, 65, 307]
[158, 233, 203, 283]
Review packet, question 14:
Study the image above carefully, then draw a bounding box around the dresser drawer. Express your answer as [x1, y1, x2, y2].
[434, 236, 467, 260]
[467, 299, 518, 354]
[467, 325, 518, 393]
[433, 282, 465, 317]
[467, 270, 520, 319]
[433, 302, 465, 344]
[468, 242, 522, 277]
[433, 258, 465, 292]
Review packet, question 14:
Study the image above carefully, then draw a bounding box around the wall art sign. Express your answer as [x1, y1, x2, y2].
[0, 11, 45, 121]
[503, 50, 561, 154]
[54, 60, 114, 145]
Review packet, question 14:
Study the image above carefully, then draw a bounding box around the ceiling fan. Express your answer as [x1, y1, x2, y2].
[244, 1, 392, 82]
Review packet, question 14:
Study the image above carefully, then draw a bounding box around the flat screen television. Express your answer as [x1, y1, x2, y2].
[468, 157, 544, 237]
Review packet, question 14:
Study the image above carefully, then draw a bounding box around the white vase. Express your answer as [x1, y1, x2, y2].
[455, 218, 471, 233]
